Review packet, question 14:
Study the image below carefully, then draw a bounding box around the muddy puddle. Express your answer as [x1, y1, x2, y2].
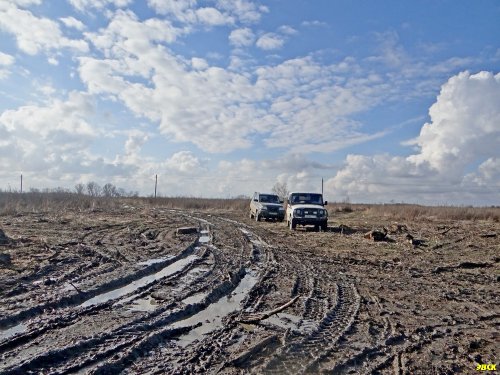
[263, 313, 302, 332]
[239, 228, 268, 247]
[182, 292, 209, 305]
[128, 297, 158, 312]
[138, 256, 174, 266]
[121, 265, 212, 311]
[0, 322, 27, 341]
[80, 254, 199, 308]
[198, 229, 210, 244]
[172, 271, 258, 347]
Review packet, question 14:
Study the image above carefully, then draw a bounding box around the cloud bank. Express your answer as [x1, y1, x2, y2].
[326, 71, 500, 205]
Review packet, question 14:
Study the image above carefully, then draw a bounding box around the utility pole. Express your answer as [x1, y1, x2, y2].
[321, 177, 323, 196]
[154, 174, 157, 198]
[20, 174, 23, 193]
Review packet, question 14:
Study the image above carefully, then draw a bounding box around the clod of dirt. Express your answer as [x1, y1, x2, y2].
[406, 234, 427, 247]
[433, 261, 492, 273]
[364, 228, 388, 241]
[142, 230, 159, 240]
[177, 227, 198, 235]
[457, 261, 491, 269]
[333, 224, 355, 234]
[0, 252, 11, 265]
[0, 228, 10, 244]
[388, 223, 408, 233]
[469, 339, 484, 350]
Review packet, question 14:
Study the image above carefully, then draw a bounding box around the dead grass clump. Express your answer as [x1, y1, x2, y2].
[145, 197, 248, 211]
[0, 192, 122, 215]
[366, 204, 500, 222]
[0, 192, 249, 215]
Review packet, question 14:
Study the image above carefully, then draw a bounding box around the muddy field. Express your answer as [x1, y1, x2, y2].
[0, 205, 498, 374]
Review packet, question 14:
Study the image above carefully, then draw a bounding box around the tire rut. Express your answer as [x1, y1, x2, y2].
[263, 281, 360, 374]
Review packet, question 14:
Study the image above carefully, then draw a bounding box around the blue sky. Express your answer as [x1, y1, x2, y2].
[0, 0, 499, 204]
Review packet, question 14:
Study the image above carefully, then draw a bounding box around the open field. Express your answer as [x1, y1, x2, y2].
[0, 197, 498, 374]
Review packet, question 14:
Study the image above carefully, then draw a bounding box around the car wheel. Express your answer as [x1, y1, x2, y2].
[315, 225, 320, 232]
[289, 218, 296, 230]
[321, 222, 328, 231]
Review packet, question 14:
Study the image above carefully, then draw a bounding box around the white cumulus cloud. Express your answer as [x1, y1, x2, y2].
[0, 92, 98, 177]
[0, 51, 15, 79]
[256, 32, 284, 50]
[69, 0, 132, 12]
[325, 71, 500, 204]
[216, 0, 267, 24]
[0, 2, 89, 55]
[2, 0, 42, 7]
[147, 0, 197, 18]
[278, 25, 297, 35]
[229, 27, 255, 47]
[195, 7, 232, 25]
[78, 14, 396, 155]
[162, 151, 202, 173]
[0, 51, 15, 66]
[408, 71, 500, 174]
[59, 16, 86, 31]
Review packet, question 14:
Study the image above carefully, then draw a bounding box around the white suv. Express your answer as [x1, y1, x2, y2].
[286, 192, 328, 231]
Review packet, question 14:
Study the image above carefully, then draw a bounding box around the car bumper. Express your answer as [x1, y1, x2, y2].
[259, 211, 285, 219]
[293, 217, 327, 226]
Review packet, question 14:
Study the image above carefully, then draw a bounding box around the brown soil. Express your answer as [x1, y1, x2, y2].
[0, 206, 498, 374]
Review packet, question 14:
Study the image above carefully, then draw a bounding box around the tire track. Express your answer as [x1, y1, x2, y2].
[263, 281, 360, 374]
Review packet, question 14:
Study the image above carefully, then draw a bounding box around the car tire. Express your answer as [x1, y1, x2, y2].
[321, 222, 328, 231]
[289, 218, 296, 230]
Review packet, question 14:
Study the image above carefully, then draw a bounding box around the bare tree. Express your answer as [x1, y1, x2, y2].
[272, 181, 289, 201]
[86, 181, 102, 197]
[102, 183, 117, 198]
[75, 183, 85, 195]
[116, 188, 127, 197]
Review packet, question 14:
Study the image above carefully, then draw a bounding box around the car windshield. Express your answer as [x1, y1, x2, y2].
[259, 194, 280, 203]
[290, 193, 323, 205]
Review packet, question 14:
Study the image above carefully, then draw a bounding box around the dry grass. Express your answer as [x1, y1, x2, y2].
[0, 193, 248, 215]
[0, 192, 121, 215]
[145, 197, 248, 211]
[330, 203, 500, 222]
[1, 192, 498, 222]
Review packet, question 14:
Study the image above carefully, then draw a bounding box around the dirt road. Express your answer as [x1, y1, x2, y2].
[0, 207, 498, 374]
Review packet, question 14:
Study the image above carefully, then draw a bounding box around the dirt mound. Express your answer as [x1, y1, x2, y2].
[0, 252, 11, 265]
[0, 228, 10, 245]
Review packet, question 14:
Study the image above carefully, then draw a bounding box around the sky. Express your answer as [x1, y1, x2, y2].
[0, 0, 499, 205]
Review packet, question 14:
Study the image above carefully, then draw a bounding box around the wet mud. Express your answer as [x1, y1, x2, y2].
[0, 206, 498, 374]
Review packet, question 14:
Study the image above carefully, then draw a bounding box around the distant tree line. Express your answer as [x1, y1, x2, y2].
[1, 182, 138, 198]
[74, 182, 138, 198]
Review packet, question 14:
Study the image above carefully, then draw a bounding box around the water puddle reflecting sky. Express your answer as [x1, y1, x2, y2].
[172, 271, 258, 347]
[80, 255, 199, 308]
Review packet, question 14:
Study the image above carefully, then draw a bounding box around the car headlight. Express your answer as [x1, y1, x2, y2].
[294, 209, 303, 217]
[279, 207, 284, 211]
[260, 206, 268, 210]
